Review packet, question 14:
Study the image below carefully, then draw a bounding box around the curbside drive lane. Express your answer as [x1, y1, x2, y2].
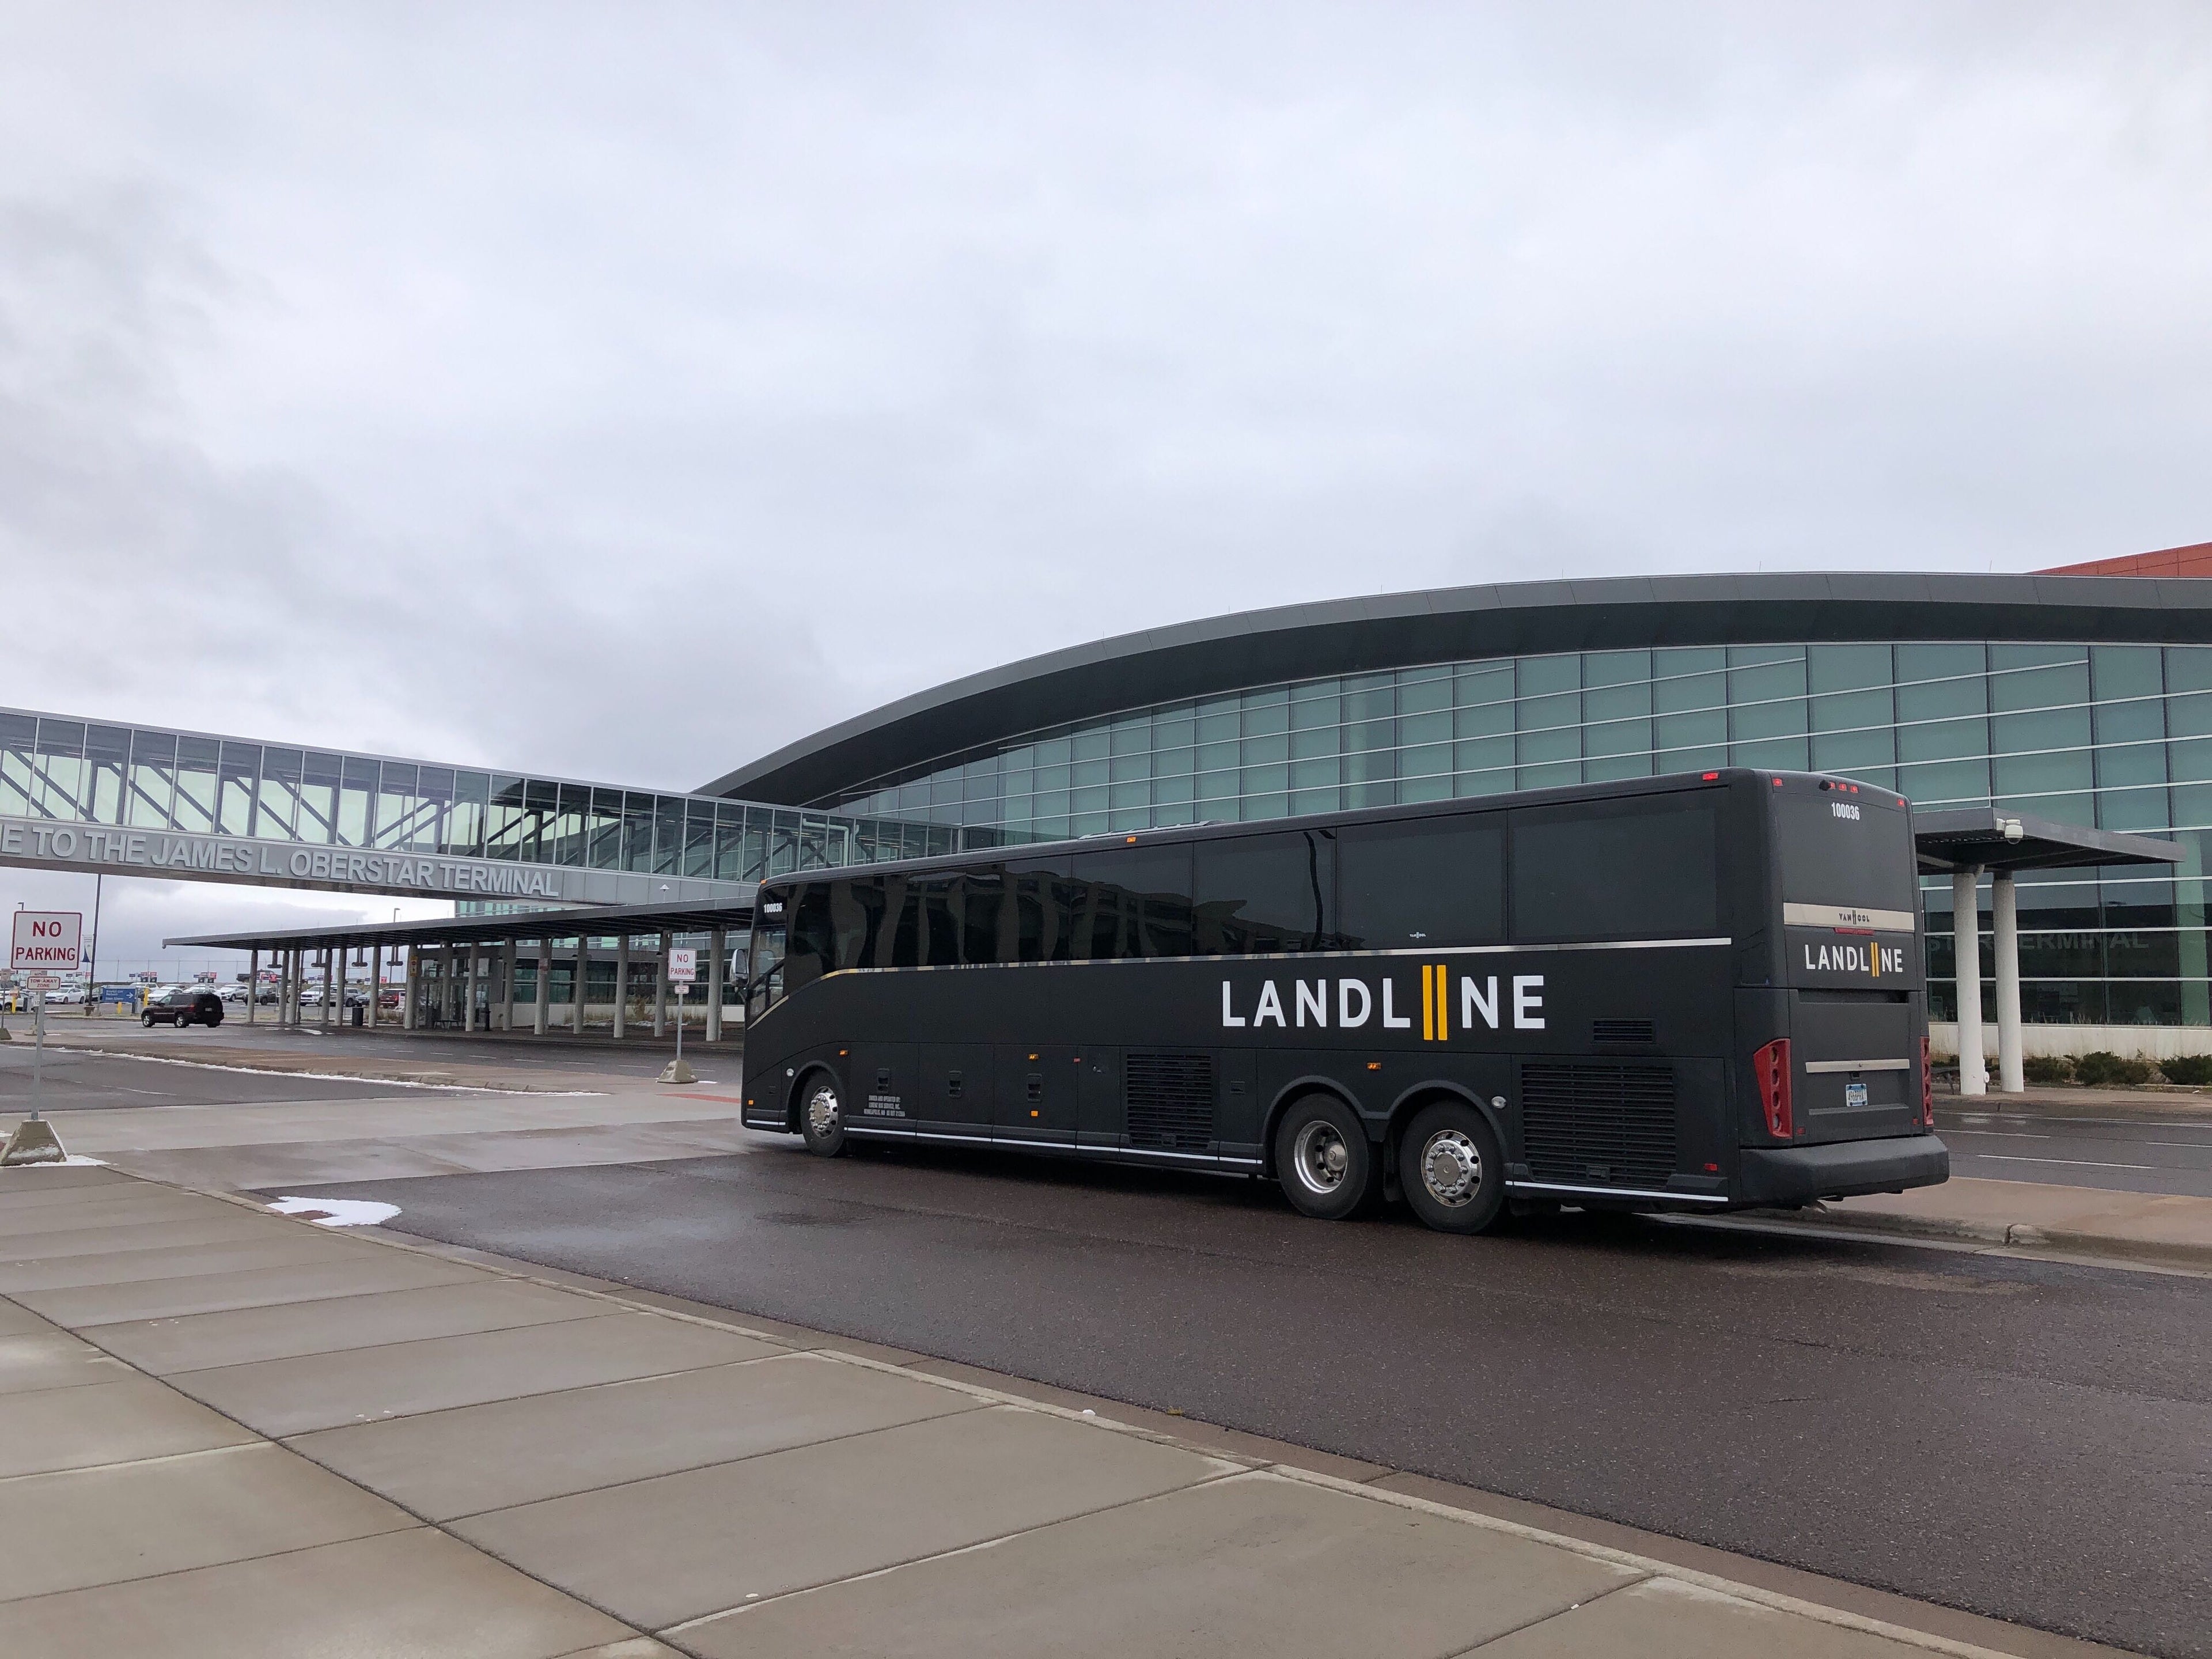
[0, 1161, 2133, 1659]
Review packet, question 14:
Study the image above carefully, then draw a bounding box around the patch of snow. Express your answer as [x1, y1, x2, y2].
[267, 1195, 400, 1228]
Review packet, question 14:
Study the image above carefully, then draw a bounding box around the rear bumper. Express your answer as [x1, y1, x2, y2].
[1738, 1134, 1949, 1206]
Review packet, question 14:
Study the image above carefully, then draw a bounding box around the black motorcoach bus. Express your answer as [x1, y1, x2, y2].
[739, 770, 1947, 1233]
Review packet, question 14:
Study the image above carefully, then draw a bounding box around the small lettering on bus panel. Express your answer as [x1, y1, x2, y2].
[1221, 971, 1544, 1037]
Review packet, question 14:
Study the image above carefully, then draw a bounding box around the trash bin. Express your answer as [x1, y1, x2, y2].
[351, 1003, 364, 1027]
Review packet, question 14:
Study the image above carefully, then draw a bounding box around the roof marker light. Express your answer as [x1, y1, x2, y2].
[1701, 771, 1719, 781]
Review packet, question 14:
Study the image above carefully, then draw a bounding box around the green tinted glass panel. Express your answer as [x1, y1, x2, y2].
[1807, 644, 1892, 693]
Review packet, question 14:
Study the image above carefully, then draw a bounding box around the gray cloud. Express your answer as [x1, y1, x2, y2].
[0, 0, 2206, 818]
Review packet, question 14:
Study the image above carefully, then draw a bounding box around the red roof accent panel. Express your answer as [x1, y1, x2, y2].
[2039, 541, 2212, 577]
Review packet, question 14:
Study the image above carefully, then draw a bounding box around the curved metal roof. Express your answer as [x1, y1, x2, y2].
[703, 570, 2212, 806]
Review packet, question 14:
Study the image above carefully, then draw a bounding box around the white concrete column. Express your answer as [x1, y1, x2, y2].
[1953, 866, 1986, 1096]
[320, 949, 334, 1028]
[533, 938, 551, 1036]
[613, 935, 630, 1040]
[573, 937, 590, 1033]
[404, 945, 418, 1031]
[286, 949, 300, 1027]
[246, 949, 259, 1025]
[653, 933, 669, 1038]
[368, 942, 380, 1030]
[501, 939, 517, 1032]
[706, 926, 725, 1043]
[1993, 870, 2024, 1094]
[463, 943, 479, 1034]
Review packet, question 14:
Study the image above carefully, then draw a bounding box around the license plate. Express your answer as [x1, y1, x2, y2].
[1845, 1081, 1869, 1108]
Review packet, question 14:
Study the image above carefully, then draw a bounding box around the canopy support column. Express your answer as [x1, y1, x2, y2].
[1953, 866, 1986, 1097]
[533, 938, 551, 1036]
[501, 939, 517, 1032]
[1993, 870, 2024, 1094]
[320, 948, 334, 1029]
[404, 945, 418, 1031]
[613, 936, 629, 1040]
[572, 937, 589, 1033]
[653, 934, 669, 1038]
[246, 949, 258, 1025]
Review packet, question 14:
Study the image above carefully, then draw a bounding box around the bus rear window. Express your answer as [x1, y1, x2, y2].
[1776, 796, 1916, 915]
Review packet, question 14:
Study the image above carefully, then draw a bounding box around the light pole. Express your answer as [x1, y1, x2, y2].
[85, 873, 103, 1018]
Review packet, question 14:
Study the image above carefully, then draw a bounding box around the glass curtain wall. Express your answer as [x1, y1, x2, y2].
[0, 709, 948, 884]
[824, 642, 2212, 1028]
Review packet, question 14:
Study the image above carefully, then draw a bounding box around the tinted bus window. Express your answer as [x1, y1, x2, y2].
[1006, 857, 1073, 961]
[961, 868, 1005, 963]
[830, 878, 878, 972]
[1194, 831, 1334, 954]
[784, 882, 835, 993]
[1338, 817, 1503, 948]
[1512, 800, 1717, 941]
[1071, 844, 1194, 958]
[1776, 797, 1916, 914]
[916, 876, 960, 965]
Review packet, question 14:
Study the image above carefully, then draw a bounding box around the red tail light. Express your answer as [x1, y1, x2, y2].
[1754, 1038, 1793, 1139]
[1921, 1036, 1934, 1127]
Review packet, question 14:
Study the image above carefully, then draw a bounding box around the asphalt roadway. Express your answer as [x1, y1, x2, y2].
[292, 1134, 2212, 1658]
[0, 1040, 474, 1109]
[1939, 1101, 2212, 1199]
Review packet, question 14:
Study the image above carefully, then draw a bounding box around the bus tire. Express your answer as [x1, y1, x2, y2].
[1399, 1101, 1506, 1234]
[1274, 1095, 1380, 1221]
[800, 1074, 847, 1157]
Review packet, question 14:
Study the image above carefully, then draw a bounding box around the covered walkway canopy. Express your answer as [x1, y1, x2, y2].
[166, 897, 756, 1044]
[1912, 810, 2184, 1094]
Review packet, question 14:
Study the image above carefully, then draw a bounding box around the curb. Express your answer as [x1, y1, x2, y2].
[1751, 1204, 2212, 1271]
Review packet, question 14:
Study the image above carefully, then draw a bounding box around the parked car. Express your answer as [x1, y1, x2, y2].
[143, 987, 224, 1028]
[216, 983, 250, 1003]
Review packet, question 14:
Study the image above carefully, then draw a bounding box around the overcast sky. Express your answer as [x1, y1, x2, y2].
[3, 3, 2210, 965]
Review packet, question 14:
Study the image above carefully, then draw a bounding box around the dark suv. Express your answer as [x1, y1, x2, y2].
[143, 988, 224, 1029]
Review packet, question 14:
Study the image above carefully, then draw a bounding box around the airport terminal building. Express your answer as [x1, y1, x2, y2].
[7, 549, 2212, 1052]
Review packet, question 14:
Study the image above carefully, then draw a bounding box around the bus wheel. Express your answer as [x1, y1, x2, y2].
[1274, 1096, 1380, 1221]
[1399, 1101, 1506, 1234]
[800, 1076, 847, 1157]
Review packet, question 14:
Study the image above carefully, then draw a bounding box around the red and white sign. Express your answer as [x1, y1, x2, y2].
[10, 911, 82, 974]
[668, 948, 697, 986]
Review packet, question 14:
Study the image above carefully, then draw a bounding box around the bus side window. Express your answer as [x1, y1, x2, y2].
[1510, 801, 1717, 942]
[783, 884, 835, 994]
[916, 876, 960, 964]
[1193, 831, 1335, 954]
[830, 878, 881, 972]
[960, 870, 1004, 964]
[1006, 856, 1070, 962]
[1338, 817, 1503, 948]
[1070, 845, 1195, 957]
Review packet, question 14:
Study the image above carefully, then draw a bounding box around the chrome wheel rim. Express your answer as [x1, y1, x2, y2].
[1291, 1119, 1352, 1195]
[805, 1085, 840, 1139]
[1420, 1129, 1483, 1208]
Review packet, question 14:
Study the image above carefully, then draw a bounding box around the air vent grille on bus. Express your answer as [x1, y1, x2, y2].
[1125, 1052, 1215, 1152]
[1592, 1018, 1657, 1044]
[1520, 1062, 1677, 1187]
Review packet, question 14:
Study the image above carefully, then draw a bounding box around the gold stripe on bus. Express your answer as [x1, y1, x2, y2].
[1436, 963, 1449, 1041]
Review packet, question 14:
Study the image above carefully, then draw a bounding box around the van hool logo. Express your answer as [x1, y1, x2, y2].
[1804, 941, 1908, 978]
[1221, 967, 1546, 1039]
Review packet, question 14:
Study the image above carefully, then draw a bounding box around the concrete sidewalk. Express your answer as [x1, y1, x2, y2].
[0, 1161, 2125, 1659]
